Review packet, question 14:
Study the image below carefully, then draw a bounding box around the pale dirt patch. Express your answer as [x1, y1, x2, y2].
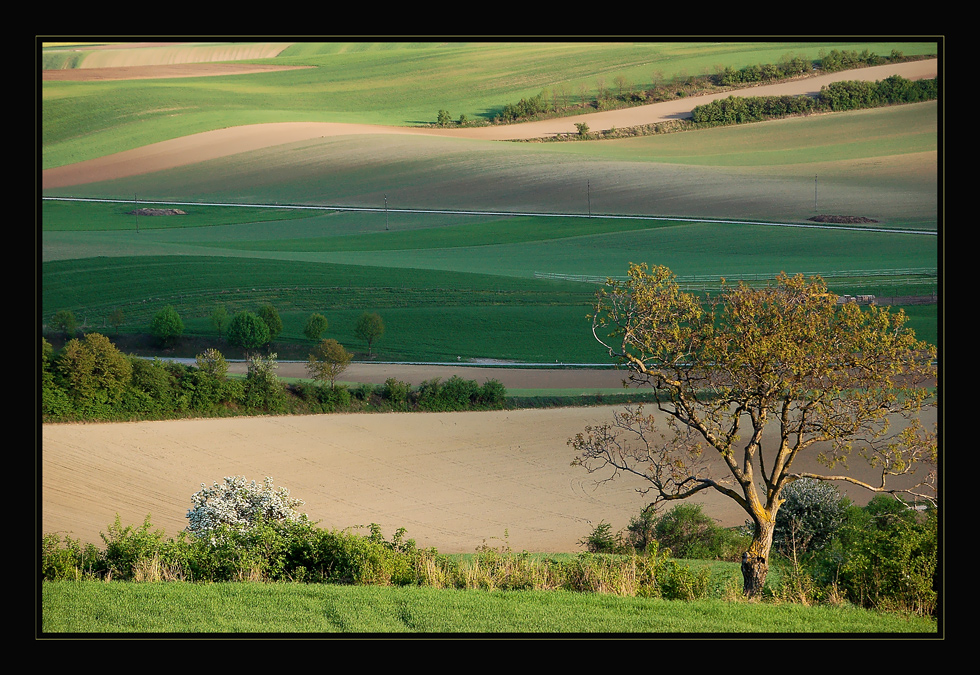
[41, 60, 938, 190]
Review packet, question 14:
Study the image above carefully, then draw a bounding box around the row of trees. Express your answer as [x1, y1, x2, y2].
[49, 304, 386, 358]
[690, 75, 938, 125]
[443, 49, 924, 128]
[41, 330, 508, 422]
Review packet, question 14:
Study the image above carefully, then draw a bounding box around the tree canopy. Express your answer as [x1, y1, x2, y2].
[227, 311, 270, 353]
[304, 313, 329, 342]
[355, 312, 385, 357]
[570, 264, 937, 597]
[306, 338, 353, 389]
[150, 305, 184, 347]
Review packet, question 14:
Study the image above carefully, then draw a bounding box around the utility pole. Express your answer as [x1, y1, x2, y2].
[384, 194, 389, 231]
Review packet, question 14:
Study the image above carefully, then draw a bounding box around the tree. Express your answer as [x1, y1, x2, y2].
[211, 305, 229, 338]
[570, 264, 937, 597]
[355, 312, 385, 358]
[56, 332, 132, 405]
[108, 308, 125, 334]
[150, 305, 184, 347]
[257, 304, 283, 343]
[51, 309, 77, 338]
[227, 311, 270, 354]
[437, 109, 452, 127]
[306, 339, 353, 390]
[304, 313, 329, 342]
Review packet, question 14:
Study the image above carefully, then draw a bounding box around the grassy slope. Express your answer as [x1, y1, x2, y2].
[40, 41, 938, 168]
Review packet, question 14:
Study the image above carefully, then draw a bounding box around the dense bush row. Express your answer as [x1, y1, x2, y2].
[580, 482, 938, 615]
[40, 334, 508, 422]
[691, 75, 938, 125]
[41, 515, 711, 600]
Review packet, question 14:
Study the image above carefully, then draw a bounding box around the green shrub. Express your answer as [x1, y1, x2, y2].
[41, 532, 102, 581]
[654, 504, 724, 559]
[440, 375, 479, 408]
[243, 352, 286, 412]
[381, 377, 411, 407]
[579, 521, 630, 554]
[477, 378, 507, 407]
[99, 515, 170, 581]
[823, 496, 938, 615]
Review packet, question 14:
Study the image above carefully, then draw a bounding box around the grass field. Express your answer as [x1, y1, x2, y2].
[41, 579, 938, 634]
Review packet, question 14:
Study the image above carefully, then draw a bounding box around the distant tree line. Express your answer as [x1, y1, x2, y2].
[690, 75, 937, 126]
[447, 48, 932, 127]
[41, 332, 508, 423]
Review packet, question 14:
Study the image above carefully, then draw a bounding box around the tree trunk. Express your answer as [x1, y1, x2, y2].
[741, 522, 775, 598]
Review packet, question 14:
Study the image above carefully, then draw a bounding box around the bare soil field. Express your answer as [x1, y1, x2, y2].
[41, 60, 937, 190]
[41, 399, 935, 553]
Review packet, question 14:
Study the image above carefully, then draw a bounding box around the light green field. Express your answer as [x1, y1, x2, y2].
[41, 41, 938, 168]
[40, 41, 939, 360]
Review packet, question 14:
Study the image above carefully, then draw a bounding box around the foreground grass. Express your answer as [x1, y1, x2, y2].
[41, 581, 938, 634]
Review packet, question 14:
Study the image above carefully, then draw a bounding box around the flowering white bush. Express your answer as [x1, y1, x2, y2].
[186, 476, 307, 537]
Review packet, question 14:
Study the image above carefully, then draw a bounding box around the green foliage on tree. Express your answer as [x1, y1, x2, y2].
[355, 312, 385, 357]
[304, 313, 329, 342]
[150, 305, 184, 347]
[258, 304, 283, 343]
[108, 308, 124, 334]
[52, 309, 77, 337]
[56, 332, 132, 406]
[437, 109, 452, 127]
[306, 339, 353, 390]
[211, 306, 229, 338]
[227, 311, 271, 353]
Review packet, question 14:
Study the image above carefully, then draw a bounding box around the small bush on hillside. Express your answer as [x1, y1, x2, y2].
[381, 377, 411, 407]
[654, 504, 746, 561]
[186, 476, 308, 540]
[773, 478, 850, 558]
[477, 378, 507, 407]
[243, 352, 286, 412]
[579, 521, 631, 555]
[150, 305, 184, 347]
[818, 496, 938, 615]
